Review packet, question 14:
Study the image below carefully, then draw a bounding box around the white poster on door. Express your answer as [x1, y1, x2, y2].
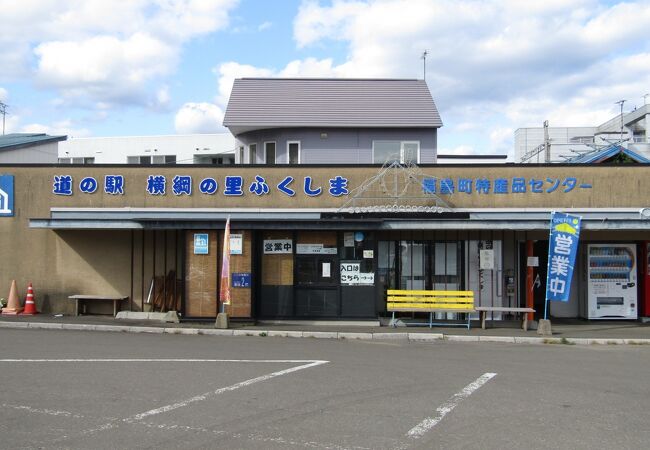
[340, 261, 374, 285]
[322, 262, 331, 278]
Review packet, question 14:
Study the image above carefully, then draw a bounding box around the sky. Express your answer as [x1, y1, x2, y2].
[0, 0, 649, 158]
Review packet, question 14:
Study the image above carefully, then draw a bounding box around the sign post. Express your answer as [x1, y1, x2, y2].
[544, 212, 582, 323]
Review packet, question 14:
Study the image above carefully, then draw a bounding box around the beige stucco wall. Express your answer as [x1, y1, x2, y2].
[1, 165, 649, 314]
[2, 165, 649, 211]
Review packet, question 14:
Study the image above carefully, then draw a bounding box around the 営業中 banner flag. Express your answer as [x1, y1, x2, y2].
[545, 212, 581, 303]
[219, 216, 231, 306]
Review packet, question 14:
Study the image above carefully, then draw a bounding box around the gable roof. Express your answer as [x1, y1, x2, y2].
[0, 133, 67, 151]
[223, 78, 442, 135]
[569, 144, 650, 164]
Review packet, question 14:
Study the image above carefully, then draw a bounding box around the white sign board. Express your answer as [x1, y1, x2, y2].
[344, 232, 354, 247]
[479, 249, 494, 270]
[340, 262, 374, 285]
[363, 250, 374, 259]
[263, 239, 293, 254]
[230, 234, 243, 255]
[296, 244, 337, 255]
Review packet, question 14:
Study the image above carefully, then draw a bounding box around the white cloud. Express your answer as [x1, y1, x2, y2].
[0, 87, 7, 102]
[214, 57, 353, 108]
[294, 0, 366, 48]
[155, 85, 171, 109]
[215, 62, 274, 106]
[0, 0, 239, 107]
[174, 102, 225, 134]
[21, 119, 91, 138]
[34, 33, 176, 107]
[258, 21, 272, 31]
[284, 0, 650, 153]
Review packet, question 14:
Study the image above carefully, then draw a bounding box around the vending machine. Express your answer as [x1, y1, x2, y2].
[587, 244, 637, 319]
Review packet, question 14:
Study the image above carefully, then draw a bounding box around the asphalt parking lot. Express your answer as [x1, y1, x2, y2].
[1, 328, 649, 449]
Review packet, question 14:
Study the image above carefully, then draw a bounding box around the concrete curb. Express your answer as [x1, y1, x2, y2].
[408, 333, 444, 342]
[1, 321, 649, 346]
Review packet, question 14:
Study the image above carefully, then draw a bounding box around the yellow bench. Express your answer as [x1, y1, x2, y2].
[387, 290, 475, 329]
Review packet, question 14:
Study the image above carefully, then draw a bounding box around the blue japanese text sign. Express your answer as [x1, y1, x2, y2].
[545, 212, 581, 303]
[232, 273, 251, 288]
[193, 233, 209, 255]
[0, 174, 14, 217]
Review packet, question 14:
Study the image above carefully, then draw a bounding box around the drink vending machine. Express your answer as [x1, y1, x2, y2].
[587, 244, 637, 319]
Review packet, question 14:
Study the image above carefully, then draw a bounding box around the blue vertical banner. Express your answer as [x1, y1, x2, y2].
[545, 212, 582, 310]
[0, 174, 14, 217]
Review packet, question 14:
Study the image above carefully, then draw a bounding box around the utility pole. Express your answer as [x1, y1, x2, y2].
[543, 120, 550, 163]
[615, 99, 626, 142]
[421, 50, 428, 80]
[0, 102, 7, 135]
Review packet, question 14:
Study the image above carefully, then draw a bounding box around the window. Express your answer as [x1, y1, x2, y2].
[264, 142, 276, 165]
[127, 155, 174, 165]
[372, 141, 420, 164]
[432, 242, 461, 290]
[288, 141, 300, 164]
[57, 157, 93, 164]
[149, 155, 175, 164]
[378, 241, 397, 290]
[248, 143, 257, 164]
[400, 240, 427, 290]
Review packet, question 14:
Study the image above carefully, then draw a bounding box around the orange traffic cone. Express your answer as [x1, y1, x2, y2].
[21, 283, 38, 315]
[2, 280, 23, 315]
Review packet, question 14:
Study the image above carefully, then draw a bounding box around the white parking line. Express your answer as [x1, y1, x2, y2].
[0, 403, 86, 419]
[407, 372, 497, 439]
[0, 359, 329, 423]
[2, 358, 330, 444]
[126, 360, 328, 422]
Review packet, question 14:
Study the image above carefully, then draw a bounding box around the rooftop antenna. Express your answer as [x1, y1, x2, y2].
[615, 99, 626, 141]
[644, 93, 649, 106]
[0, 102, 7, 135]
[421, 50, 428, 80]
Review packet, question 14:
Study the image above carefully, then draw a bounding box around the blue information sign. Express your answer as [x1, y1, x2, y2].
[232, 273, 251, 288]
[0, 174, 14, 217]
[545, 212, 581, 309]
[193, 233, 209, 255]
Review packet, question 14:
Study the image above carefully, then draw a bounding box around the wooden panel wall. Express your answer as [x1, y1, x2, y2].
[228, 229, 252, 318]
[185, 230, 218, 317]
[262, 231, 294, 286]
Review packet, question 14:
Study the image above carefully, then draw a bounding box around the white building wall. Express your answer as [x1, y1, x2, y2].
[515, 127, 597, 162]
[516, 105, 650, 162]
[0, 141, 59, 163]
[59, 134, 236, 164]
